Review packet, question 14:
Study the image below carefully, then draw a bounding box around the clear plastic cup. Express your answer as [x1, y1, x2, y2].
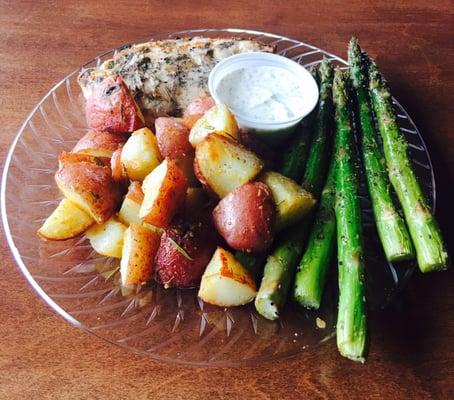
[208, 52, 319, 144]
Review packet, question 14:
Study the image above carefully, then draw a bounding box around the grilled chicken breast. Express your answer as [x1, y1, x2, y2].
[78, 37, 274, 119]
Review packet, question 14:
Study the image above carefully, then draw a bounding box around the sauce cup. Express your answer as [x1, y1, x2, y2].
[208, 52, 319, 144]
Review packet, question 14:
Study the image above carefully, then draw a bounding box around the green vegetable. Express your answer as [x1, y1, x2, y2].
[293, 158, 336, 309]
[368, 59, 448, 272]
[333, 68, 367, 362]
[301, 58, 334, 197]
[255, 60, 335, 320]
[348, 37, 414, 261]
[279, 67, 319, 181]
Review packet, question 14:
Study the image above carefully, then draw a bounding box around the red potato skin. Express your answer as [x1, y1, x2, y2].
[125, 181, 144, 203]
[55, 152, 124, 224]
[86, 75, 145, 133]
[72, 130, 128, 155]
[212, 182, 275, 253]
[154, 217, 217, 288]
[155, 117, 192, 159]
[182, 96, 216, 129]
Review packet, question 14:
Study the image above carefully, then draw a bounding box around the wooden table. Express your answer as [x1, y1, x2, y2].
[1, 1, 453, 399]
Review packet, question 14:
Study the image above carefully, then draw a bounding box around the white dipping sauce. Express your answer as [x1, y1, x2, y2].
[215, 66, 305, 122]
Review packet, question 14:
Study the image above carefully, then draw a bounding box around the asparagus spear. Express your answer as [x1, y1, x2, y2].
[333, 69, 367, 362]
[255, 59, 334, 320]
[348, 38, 414, 262]
[301, 59, 334, 196]
[368, 60, 448, 272]
[280, 67, 319, 181]
[293, 158, 336, 309]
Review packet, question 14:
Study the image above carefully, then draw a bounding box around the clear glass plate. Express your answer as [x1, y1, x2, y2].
[1, 29, 435, 366]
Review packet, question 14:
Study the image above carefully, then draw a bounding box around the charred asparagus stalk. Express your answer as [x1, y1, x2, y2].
[333, 69, 367, 362]
[348, 38, 414, 261]
[368, 60, 448, 272]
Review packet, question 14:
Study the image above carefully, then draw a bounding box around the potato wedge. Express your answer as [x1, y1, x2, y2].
[37, 198, 94, 240]
[86, 75, 145, 133]
[55, 152, 123, 224]
[120, 127, 161, 181]
[182, 96, 216, 129]
[86, 216, 127, 258]
[189, 103, 239, 147]
[139, 159, 188, 228]
[194, 133, 264, 198]
[120, 223, 161, 286]
[155, 117, 192, 159]
[72, 130, 127, 158]
[198, 247, 257, 307]
[258, 171, 316, 231]
[118, 181, 144, 226]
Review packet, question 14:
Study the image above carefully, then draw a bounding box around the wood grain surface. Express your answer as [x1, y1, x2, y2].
[0, 1, 453, 399]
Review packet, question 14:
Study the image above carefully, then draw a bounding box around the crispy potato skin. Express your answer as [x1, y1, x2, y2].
[55, 152, 123, 224]
[140, 159, 188, 228]
[182, 96, 216, 129]
[212, 182, 275, 253]
[120, 223, 161, 286]
[85, 75, 145, 133]
[110, 146, 128, 183]
[155, 117, 192, 159]
[72, 130, 128, 157]
[155, 217, 217, 288]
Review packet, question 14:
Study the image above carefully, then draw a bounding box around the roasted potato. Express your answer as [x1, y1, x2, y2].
[258, 171, 316, 231]
[194, 133, 264, 198]
[154, 217, 217, 288]
[120, 127, 161, 181]
[175, 153, 198, 187]
[85, 75, 145, 133]
[120, 223, 161, 286]
[110, 146, 128, 183]
[212, 182, 275, 253]
[37, 198, 94, 240]
[72, 130, 127, 158]
[55, 152, 123, 224]
[182, 96, 216, 129]
[189, 103, 239, 147]
[184, 187, 208, 214]
[118, 181, 144, 226]
[238, 129, 278, 170]
[198, 247, 257, 307]
[155, 117, 192, 159]
[139, 159, 188, 228]
[86, 216, 127, 258]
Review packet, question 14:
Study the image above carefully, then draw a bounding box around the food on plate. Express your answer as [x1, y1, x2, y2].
[120, 127, 161, 181]
[212, 182, 275, 253]
[182, 96, 216, 128]
[258, 171, 316, 231]
[154, 217, 217, 288]
[332, 69, 367, 362]
[37, 198, 94, 240]
[118, 181, 144, 226]
[198, 247, 257, 307]
[175, 153, 198, 187]
[110, 146, 128, 183]
[72, 130, 127, 158]
[368, 57, 448, 272]
[54, 152, 123, 224]
[155, 117, 192, 159]
[78, 38, 274, 119]
[120, 223, 161, 286]
[139, 159, 188, 227]
[189, 103, 239, 147]
[301, 59, 334, 198]
[255, 60, 335, 321]
[348, 39, 414, 262]
[85, 75, 145, 133]
[194, 133, 263, 198]
[86, 216, 127, 258]
[238, 129, 278, 170]
[293, 160, 336, 309]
